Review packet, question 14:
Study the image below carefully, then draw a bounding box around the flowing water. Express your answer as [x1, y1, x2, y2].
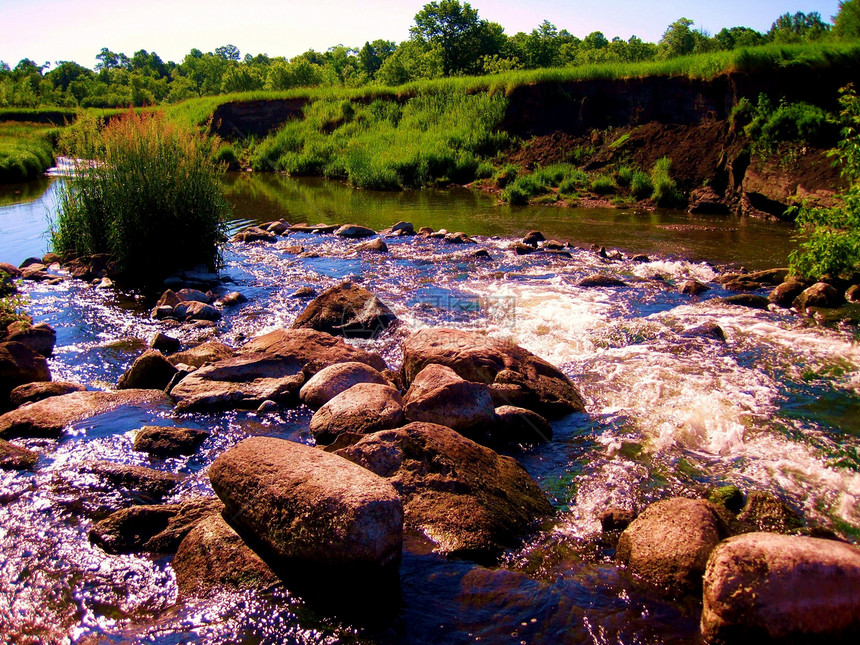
[0, 174, 858, 644]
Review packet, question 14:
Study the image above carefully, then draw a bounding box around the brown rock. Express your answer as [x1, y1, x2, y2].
[768, 280, 808, 308]
[337, 422, 553, 560]
[299, 361, 388, 410]
[117, 350, 178, 390]
[309, 383, 404, 444]
[735, 490, 803, 534]
[355, 237, 388, 253]
[688, 186, 729, 214]
[291, 282, 397, 339]
[217, 291, 247, 307]
[522, 230, 545, 247]
[5, 322, 56, 357]
[701, 533, 860, 643]
[133, 426, 210, 458]
[82, 461, 184, 503]
[167, 340, 235, 368]
[401, 328, 583, 418]
[616, 497, 728, 597]
[150, 332, 181, 354]
[579, 275, 629, 288]
[232, 226, 276, 243]
[511, 242, 536, 255]
[335, 224, 376, 238]
[176, 288, 210, 303]
[90, 497, 223, 554]
[600, 507, 636, 533]
[492, 405, 553, 444]
[172, 512, 280, 596]
[845, 284, 860, 302]
[9, 381, 86, 408]
[156, 289, 182, 309]
[0, 438, 38, 470]
[794, 282, 844, 311]
[402, 364, 496, 436]
[0, 262, 23, 279]
[0, 389, 170, 440]
[0, 341, 51, 407]
[680, 280, 711, 295]
[174, 300, 221, 322]
[720, 294, 770, 310]
[209, 436, 403, 572]
[241, 328, 387, 374]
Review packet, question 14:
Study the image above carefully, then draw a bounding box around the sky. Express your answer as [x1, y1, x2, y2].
[0, 0, 845, 70]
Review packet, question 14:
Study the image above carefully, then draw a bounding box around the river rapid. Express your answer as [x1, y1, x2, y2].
[0, 174, 858, 644]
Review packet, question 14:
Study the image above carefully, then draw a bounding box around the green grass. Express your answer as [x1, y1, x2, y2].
[0, 121, 57, 183]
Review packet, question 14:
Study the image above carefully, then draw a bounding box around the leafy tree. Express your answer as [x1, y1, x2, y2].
[45, 61, 93, 92]
[582, 31, 609, 50]
[834, 0, 860, 38]
[95, 48, 129, 71]
[768, 12, 831, 43]
[410, 0, 495, 75]
[215, 44, 241, 61]
[714, 26, 765, 50]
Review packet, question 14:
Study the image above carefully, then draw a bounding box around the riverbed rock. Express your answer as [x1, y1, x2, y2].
[299, 361, 389, 410]
[579, 274, 629, 288]
[117, 350, 178, 390]
[8, 381, 86, 408]
[216, 291, 247, 307]
[309, 383, 404, 444]
[289, 286, 317, 298]
[174, 300, 222, 322]
[335, 224, 376, 239]
[173, 512, 281, 596]
[0, 262, 22, 279]
[241, 328, 387, 374]
[167, 340, 235, 368]
[492, 405, 553, 444]
[735, 490, 804, 534]
[5, 322, 56, 357]
[679, 280, 711, 295]
[176, 288, 211, 304]
[336, 422, 553, 560]
[82, 461, 184, 503]
[209, 436, 403, 574]
[89, 497, 224, 554]
[291, 282, 398, 339]
[133, 425, 210, 458]
[355, 237, 388, 253]
[156, 289, 182, 309]
[0, 438, 38, 470]
[388, 221, 414, 235]
[701, 533, 860, 643]
[511, 242, 536, 255]
[768, 279, 808, 308]
[401, 328, 584, 418]
[794, 282, 843, 312]
[169, 353, 305, 412]
[232, 226, 276, 243]
[402, 364, 496, 436]
[600, 507, 637, 533]
[0, 389, 170, 440]
[616, 497, 729, 597]
[150, 332, 181, 354]
[522, 230, 545, 247]
[719, 294, 770, 310]
[0, 341, 51, 408]
[681, 322, 726, 342]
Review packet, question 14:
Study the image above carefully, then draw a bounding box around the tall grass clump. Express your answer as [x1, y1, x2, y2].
[53, 111, 230, 284]
[650, 157, 683, 207]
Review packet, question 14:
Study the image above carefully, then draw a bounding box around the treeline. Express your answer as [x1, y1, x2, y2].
[2, 0, 860, 109]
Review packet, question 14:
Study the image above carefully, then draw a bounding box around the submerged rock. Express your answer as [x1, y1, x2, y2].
[735, 490, 803, 534]
[578, 275, 629, 288]
[719, 294, 770, 310]
[299, 361, 388, 410]
[117, 350, 178, 390]
[209, 436, 403, 574]
[0, 438, 38, 470]
[336, 422, 553, 560]
[9, 381, 86, 408]
[291, 281, 398, 339]
[133, 425, 210, 458]
[616, 498, 728, 597]
[81, 460, 184, 503]
[309, 382, 404, 444]
[701, 533, 860, 643]
[401, 328, 583, 418]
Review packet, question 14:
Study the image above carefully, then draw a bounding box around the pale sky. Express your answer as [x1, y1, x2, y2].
[0, 0, 844, 70]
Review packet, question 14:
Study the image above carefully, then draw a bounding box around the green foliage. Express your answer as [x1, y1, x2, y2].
[492, 162, 519, 187]
[789, 85, 860, 279]
[0, 121, 55, 182]
[590, 173, 617, 195]
[835, 1, 860, 39]
[474, 160, 494, 179]
[616, 166, 634, 186]
[650, 157, 683, 207]
[501, 174, 546, 204]
[736, 94, 836, 148]
[0, 288, 29, 333]
[558, 168, 588, 195]
[630, 170, 654, 198]
[53, 111, 229, 284]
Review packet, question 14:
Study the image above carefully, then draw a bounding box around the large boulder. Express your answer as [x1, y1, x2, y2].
[794, 282, 844, 312]
[5, 322, 56, 357]
[133, 425, 210, 458]
[90, 497, 223, 554]
[299, 361, 389, 410]
[0, 389, 170, 440]
[167, 340, 235, 368]
[169, 353, 305, 412]
[291, 282, 398, 339]
[240, 328, 387, 374]
[401, 328, 584, 418]
[117, 350, 178, 390]
[174, 301, 221, 322]
[0, 341, 51, 408]
[402, 364, 496, 436]
[172, 512, 281, 596]
[768, 279, 808, 308]
[209, 437, 403, 574]
[336, 422, 553, 560]
[8, 381, 86, 408]
[701, 533, 860, 643]
[309, 383, 404, 445]
[616, 497, 728, 597]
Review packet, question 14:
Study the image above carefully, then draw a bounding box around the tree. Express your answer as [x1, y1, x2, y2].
[834, 0, 860, 38]
[714, 27, 765, 50]
[410, 0, 493, 75]
[95, 48, 128, 71]
[768, 12, 831, 43]
[215, 44, 241, 61]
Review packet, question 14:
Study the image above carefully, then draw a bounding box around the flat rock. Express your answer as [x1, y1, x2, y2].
[335, 224, 376, 238]
[337, 422, 553, 560]
[173, 512, 280, 596]
[291, 281, 398, 339]
[242, 328, 387, 374]
[89, 497, 223, 554]
[0, 438, 38, 470]
[209, 436, 403, 573]
[9, 381, 86, 408]
[401, 328, 583, 418]
[299, 361, 388, 410]
[1, 341, 51, 407]
[0, 389, 170, 440]
[117, 350, 178, 390]
[309, 383, 404, 444]
[701, 533, 860, 643]
[402, 364, 496, 436]
[167, 340, 235, 368]
[81, 461, 184, 503]
[578, 275, 629, 288]
[616, 497, 728, 597]
[133, 425, 210, 458]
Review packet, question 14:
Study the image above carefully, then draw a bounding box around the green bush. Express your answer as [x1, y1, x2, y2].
[740, 94, 837, 147]
[558, 168, 589, 195]
[475, 160, 495, 179]
[617, 166, 634, 186]
[630, 170, 654, 198]
[53, 111, 230, 285]
[650, 157, 683, 206]
[501, 173, 547, 204]
[493, 163, 519, 187]
[590, 173, 617, 195]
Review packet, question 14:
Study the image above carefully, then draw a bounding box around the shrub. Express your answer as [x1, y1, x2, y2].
[590, 173, 618, 195]
[493, 163, 519, 188]
[616, 166, 634, 186]
[53, 111, 230, 285]
[558, 168, 589, 195]
[501, 174, 546, 204]
[650, 157, 683, 206]
[741, 93, 837, 148]
[630, 170, 654, 198]
[475, 160, 495, 179]
[214, 144, 238, 166]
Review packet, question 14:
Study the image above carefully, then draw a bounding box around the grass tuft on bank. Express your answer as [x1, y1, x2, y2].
[0, 122, 57, 183]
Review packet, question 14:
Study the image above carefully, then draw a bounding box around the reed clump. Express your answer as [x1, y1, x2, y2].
[53, 110, 230, 284]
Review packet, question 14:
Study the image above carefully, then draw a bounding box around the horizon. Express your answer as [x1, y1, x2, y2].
[0, 0, 844, 71]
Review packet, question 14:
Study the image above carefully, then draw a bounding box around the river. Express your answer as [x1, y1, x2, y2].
[0, 174, 858, 643]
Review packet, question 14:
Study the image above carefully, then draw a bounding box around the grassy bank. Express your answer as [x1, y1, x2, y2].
[0, 121, 58, 183]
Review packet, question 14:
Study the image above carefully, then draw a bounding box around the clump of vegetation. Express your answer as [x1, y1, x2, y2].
[0, 280, 29, 333]
[732, 94, 837, 150]
[789, 84, 860, 278]
[590, 173, 617, 195]
[650, 157, 683, 206]
[629, 170, 654, 199]
[0, 122, 55, 182]
[53, 110, 230, 284]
